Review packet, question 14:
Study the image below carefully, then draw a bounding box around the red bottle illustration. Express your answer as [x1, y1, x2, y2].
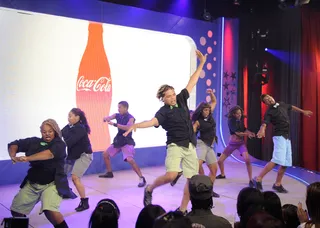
[76, 22, 112, 152]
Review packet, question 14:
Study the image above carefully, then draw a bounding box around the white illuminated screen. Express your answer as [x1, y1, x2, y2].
[0, 8, 197, 160]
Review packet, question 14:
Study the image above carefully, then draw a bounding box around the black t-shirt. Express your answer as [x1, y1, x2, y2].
[8, 137, 66, 185]
[263, 102, 292, 137]
[62, 122, 92, 160]
[187, 209, 232, 228]
[228, 117, 247, 135]
[197, 115, 217, 147]
[155, 89, 196, 148]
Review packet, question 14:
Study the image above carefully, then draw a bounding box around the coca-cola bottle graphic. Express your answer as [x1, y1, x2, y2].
[76, 22, 112, 152]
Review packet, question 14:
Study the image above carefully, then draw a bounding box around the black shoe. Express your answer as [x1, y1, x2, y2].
[75, 198, 89, 212]
[143, 185, 153, 206]
[216, 174, 226, 179]
[175, 207, 188, 216]
[170, 171, 183, 186]
[253, 177, 263, 191]
[99, 172, 114, 178]
[272, 184, 288, 193]
[212, 191, 220, 198]
[249, 180, 255, 188]
[138, 176, 146, 187]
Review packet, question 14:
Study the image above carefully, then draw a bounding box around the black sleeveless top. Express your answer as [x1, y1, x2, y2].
[197, 115, 218, 147]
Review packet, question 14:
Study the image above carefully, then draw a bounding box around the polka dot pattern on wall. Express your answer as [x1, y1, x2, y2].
[200, 70, 206, 78]
[198, 29, 218, 98]
[207, 47, 212, 54]
[207, 63, 212, 70]
[200, 37, 206, 46]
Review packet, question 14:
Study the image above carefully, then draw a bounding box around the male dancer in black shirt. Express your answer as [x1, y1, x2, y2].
[255, 94, 313, 193]
[124, 50, 207, 214]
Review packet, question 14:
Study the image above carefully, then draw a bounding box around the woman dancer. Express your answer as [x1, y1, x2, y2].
[192, 88, 219, 197]
[62, 108, 93, 212]
[8, 119, 70, 228]
[216, 106, 255, 187]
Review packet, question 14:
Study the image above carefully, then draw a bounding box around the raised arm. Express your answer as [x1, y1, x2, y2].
[123, 118, 159, 137]
[292, 105, 313, 117]
[103, 113, 116, 122]
[206, 88, 217, 112]
[186, 50, 207, 94]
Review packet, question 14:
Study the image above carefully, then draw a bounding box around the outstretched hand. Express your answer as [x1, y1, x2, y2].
[11, 156, 28, 164]
[196, 50, 207, 64]
[103, 117, 110, 122]
[206, 88, 214, 94]
[256, 129, 265, 138]
[107, 121, 115, 126]
[303, 110, 313, 117]
[123, 124, 137, 137]
[248, 132, 256, 139]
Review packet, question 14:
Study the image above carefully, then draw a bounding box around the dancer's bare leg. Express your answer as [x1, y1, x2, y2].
[242, 152, 253, 180]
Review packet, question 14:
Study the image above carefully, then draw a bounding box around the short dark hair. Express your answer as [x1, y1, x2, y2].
[118, 101, 129, 109]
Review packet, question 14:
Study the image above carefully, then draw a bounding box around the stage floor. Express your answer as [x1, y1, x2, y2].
[0, 158, 308, 228]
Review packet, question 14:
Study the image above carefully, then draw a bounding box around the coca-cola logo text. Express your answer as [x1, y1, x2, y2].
[76, 76, 111, 92]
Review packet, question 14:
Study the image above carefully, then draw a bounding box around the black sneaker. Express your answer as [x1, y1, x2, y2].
[175, 207, 188, 216]
[249, 180, 255, 188]
[212, 191, 220, 198]
[143, 185, 153, 206]
[253, 177, 263, 191]
[216, 174, 226, 179]
[99, 172, 114, 178]
[170, 171, 183, 186]
[138, 176, 147, 188]
[272, 184, 288, 193]
[75, 198, 89, 212]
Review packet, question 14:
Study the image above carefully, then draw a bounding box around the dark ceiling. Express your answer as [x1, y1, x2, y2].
[99, 0, 317, 20]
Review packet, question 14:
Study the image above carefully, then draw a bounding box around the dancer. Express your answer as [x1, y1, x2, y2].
[216, 105, 255, 187]
[8, 119, 70, 228]
[99, 101, 146, 188]
[62, 108, 93, 212]
[124, 50, 207, 214]
[254, 94, 313, 193]
[191, 88, 219, 198]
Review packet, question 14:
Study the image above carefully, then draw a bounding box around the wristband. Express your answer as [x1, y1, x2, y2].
[113, 123, 118, 127]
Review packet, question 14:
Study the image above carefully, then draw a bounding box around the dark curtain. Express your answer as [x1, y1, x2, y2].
[301, 7, 320, 171]
[238, 9, 302, 165]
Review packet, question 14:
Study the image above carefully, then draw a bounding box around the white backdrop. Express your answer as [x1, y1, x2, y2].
[0, 7, 197, 160]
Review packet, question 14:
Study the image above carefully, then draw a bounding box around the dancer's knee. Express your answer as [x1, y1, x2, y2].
[125, 156, 135, 164]
[71, 174, 80, 183]
[103, 150, 110, 159]
[165, 172, 179, 182]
